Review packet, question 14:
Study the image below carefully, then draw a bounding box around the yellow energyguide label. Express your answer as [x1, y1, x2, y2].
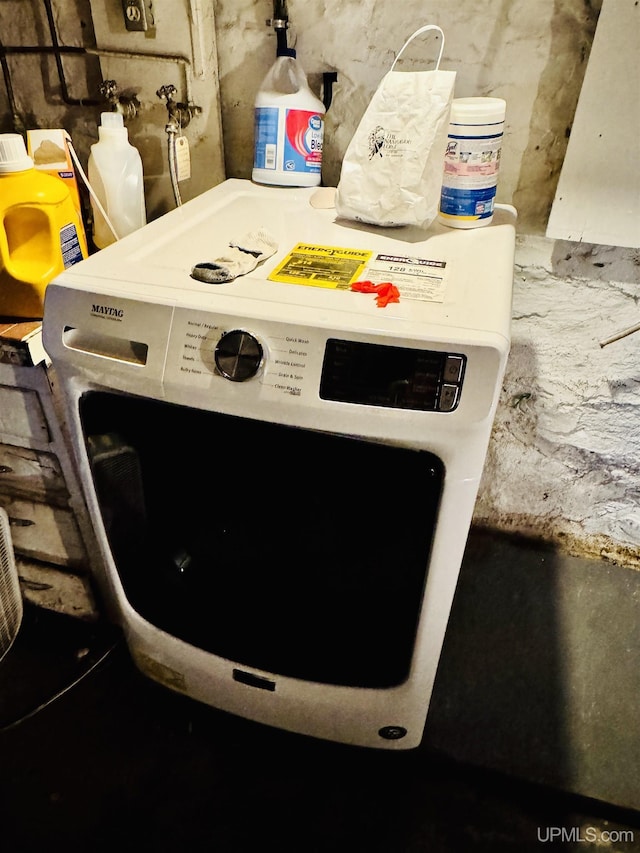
[268, 243, 372, 289]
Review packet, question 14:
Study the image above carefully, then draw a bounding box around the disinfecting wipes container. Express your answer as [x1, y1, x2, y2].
[438, 97, 506, 229]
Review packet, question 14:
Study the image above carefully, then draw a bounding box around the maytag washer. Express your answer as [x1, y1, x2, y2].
[43, 179, 515, 750]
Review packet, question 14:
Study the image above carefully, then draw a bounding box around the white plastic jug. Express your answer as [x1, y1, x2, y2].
[88, 113, 146, 249]
[252, 48, 325, 188]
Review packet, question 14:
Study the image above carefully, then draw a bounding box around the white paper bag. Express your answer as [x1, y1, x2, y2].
[335, 25, 456, 229]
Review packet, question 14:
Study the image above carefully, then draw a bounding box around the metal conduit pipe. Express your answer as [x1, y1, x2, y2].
[87, 48, 195, 106]
[0, 41, 101, 109]
[42, 0, 99, 105]
[0, 40, 22, 130]
[268, 0, 289, 55]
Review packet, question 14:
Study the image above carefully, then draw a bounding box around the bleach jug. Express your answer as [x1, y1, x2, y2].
[0, 133, 88, 319]
[252, 48, 325, 187]
[88, 112, 146, 250]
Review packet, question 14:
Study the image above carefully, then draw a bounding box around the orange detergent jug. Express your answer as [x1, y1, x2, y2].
[0, 133, 88, 319]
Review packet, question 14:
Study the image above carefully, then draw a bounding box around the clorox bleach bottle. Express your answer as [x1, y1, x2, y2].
[88, 112, 146, 249]
[252, 47, 325, 187]
[0, 133, 88, 319]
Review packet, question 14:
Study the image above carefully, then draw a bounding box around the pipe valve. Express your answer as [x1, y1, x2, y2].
[156, 84, 201, 131]
[99, 79, 140, 120]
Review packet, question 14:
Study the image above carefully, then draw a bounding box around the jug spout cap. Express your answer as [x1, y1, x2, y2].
[0, 134, 33, 173]
[100, 112, 125, 129]
[97, 111, 128, 142]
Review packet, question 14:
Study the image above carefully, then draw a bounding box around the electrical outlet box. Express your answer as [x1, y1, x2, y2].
[122, 0, 154, 33]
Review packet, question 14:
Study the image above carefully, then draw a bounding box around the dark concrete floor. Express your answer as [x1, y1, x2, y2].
[0, 602, 638, 852]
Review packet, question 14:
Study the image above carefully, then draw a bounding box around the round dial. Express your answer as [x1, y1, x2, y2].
[214, 330, 263, 381]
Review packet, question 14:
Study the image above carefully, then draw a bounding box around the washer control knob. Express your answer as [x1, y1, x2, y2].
[215, 330, 263, 381]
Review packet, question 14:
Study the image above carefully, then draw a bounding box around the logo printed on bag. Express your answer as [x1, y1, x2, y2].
[368, 126, 412, 160]
[369, 126, 386, 159]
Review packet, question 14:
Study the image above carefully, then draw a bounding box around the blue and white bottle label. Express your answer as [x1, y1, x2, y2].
[60, 222, 84, 267]
[254, 106, 323, 175]
[254, 106, 279, 170]
[439, 130, 503, 222]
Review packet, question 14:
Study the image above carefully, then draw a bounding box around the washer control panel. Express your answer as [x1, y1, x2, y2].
[163, 308, 467, 413]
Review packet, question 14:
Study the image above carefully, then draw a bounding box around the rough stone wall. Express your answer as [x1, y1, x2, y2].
[475, 238, 640, 568]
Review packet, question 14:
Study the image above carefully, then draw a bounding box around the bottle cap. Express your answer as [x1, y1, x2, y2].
[98, 111, 128, 142]
[450, 97, 506, 126]
[100, 112, 125, 128]
[0, 133, 34, 173]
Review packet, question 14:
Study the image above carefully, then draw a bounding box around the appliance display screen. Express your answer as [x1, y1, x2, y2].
[320, 339, 466, 412]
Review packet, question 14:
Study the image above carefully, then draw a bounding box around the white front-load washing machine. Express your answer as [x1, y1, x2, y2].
[42, 179, 515, 749]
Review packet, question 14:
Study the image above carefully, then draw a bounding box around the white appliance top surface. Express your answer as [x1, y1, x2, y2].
[51, 179, 516, 340]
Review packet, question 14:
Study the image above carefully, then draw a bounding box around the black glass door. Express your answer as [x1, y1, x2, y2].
[80, 391, 443, 688]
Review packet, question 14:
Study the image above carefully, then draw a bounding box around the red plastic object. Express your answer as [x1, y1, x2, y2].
[350, 280, 400, 307]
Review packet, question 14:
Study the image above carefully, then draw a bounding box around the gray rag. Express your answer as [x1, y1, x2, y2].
[191, 228, 278, 284]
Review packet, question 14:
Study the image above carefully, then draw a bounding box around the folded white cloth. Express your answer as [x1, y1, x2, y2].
[191, 228, 278, 284]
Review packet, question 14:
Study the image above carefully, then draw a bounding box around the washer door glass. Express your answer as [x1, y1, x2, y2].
[81, 391, 444, 689]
